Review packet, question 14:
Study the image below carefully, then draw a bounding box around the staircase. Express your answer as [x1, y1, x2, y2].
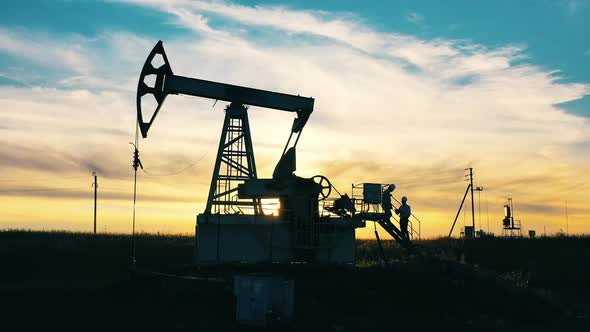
[349, 183, 422, 249]
[376, 218, 409, 248]
[356, 212, 412, 248]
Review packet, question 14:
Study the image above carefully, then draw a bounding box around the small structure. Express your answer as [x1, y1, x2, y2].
[348, 183, 420, 246]
[502, 198, 522, 237]
[464, 226, 475, 239]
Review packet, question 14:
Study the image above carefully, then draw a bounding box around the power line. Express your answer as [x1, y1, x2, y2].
[100, 187, 129, 192]
[395, 176, 464, 188]
[141, 147, 212, 177]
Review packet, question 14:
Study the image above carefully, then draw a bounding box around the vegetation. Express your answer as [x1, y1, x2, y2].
[0, 230, 588, 331]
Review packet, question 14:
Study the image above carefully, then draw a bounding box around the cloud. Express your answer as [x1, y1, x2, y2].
[0, 28, 93, 75]
[1, 1, 590, 235]
[406, 11, 425, 26]
[0, 186, 202, 203]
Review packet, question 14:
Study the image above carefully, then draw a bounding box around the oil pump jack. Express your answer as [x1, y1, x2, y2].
[135, 41, 419, 264]
[135, 41, 364, 264]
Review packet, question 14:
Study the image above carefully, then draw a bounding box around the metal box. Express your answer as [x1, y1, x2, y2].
[234, 274, 294, 327]
[195, 214, 356, 264]
[363, 183, 382, 204]
[464, 226, 474, 239]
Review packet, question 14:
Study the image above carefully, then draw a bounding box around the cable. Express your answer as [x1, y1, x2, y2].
[331, 183, 343, 196]
[141, 148, 211, 177]
[100, 187, 129, 192]
[130, 121, 140, 268]
[394, 176, 464, 188]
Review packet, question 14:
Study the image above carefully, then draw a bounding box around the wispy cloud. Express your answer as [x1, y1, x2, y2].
[406, 11, 425, 26]
[0, 28, 93, 75]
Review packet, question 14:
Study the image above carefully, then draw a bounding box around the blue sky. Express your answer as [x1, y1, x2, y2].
[0, 0, 589, 235]
[2, 0, 588, 80]
[1, 0, 588, 115]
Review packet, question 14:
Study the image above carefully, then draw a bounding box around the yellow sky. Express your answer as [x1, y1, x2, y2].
[0, 142, 587, 238]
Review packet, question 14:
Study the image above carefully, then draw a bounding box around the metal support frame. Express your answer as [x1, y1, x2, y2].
[448, 168, 479, 239]
[502, 198, 522, 237]
[205, 103, 261, 215]
[469, 167, 475, 232]
[349, 183, 418, 248]
[448, 183, 471, 239]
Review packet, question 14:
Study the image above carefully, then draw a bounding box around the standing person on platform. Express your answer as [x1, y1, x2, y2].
[395, 196, 411, 242]
[381, 184, 395, 220]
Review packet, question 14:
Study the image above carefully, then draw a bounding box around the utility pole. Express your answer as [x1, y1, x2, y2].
[449, 168, 485, 239]
[448, 168, 474, 239]
[469, 168, 475, 233]
[474, 186, 484, 233]
[93, 171, 97, 235]
[565, 200, 569, 235]
[485, 191, 490, 233]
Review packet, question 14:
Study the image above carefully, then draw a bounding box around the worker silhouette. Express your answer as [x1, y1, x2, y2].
[381, 184, 396, 219]
[395, 196, 411, 242]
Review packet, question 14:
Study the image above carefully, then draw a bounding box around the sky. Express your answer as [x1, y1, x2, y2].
[0, 0, 588, 238]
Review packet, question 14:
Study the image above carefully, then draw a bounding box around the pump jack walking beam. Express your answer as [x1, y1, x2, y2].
[136, 40, 314, 139]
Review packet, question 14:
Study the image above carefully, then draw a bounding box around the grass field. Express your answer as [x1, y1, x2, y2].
[0, 230, 588, 331]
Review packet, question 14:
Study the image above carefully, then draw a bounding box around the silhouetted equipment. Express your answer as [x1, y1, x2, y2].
[528, 230, 536, 238]
[474, 185, 484, 232]
[464, 226, 474, 239]
[325, 194, 355, 217]
[449, 168, 484, 239]
[136, 41, 362, 264]
[468, 168, 475, 233]
[350, 183, 420, 249]
[137, 40, 314, 216]
[503, 204, 512, 227]
[502, 198, 522, 237]
[130, 142, 143, 266]
[137, 41, 313, 140]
